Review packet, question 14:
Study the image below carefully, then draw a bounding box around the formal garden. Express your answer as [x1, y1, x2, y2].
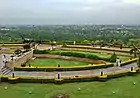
[0, 43, 140, 98]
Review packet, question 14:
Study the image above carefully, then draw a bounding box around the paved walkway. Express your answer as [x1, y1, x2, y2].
[7, 63, 138, 79]
[0, 53, 138, 79]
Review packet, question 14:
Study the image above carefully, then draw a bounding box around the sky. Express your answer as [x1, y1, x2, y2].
[0, 0, 140, 25]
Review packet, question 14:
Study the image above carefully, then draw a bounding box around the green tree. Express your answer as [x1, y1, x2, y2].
[110, 52, 117, 62]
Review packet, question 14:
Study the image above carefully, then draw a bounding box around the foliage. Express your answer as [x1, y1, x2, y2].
[33, 50, 50, 54]
[33, 50, 111, 61]
[1, 25, 140, 47]
[14, 49, 22, 55]
[110, 52, 117, 62]
[23, 44, 31, 50]
[14, 63, 112, 72]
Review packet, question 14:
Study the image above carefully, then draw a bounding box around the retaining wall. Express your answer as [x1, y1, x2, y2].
[7, 50, 33, 69]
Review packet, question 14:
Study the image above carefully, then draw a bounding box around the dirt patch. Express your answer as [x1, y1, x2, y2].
[34, 54, 106, 64]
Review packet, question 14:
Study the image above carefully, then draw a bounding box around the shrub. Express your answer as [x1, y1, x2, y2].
[85, 54, 99, 60]
[33, 50, 111, 61]
[33, 50, 50, 54]
[110, 52, 117, 62]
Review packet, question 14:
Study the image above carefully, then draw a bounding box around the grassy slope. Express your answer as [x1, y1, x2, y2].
[0, 75, 140, 98]
[27, 58, 89, 67]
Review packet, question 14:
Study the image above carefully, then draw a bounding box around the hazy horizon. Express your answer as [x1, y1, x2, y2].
[0, 0, 140, 25]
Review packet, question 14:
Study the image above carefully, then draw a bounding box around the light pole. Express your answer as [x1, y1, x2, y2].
[132, 44, 140, 67]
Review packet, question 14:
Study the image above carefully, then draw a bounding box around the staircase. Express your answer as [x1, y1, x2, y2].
[1, 66, 13, 75]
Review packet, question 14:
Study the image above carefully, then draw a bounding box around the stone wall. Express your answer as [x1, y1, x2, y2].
[7, 50, 33, 69]
[0, 48, 22, 54]
[0, 48, 13, 54]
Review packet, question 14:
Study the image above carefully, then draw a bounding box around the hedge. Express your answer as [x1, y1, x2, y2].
[107, 69, 138, 79]
[120, 58, 138, 66]
[1, 76, 54, 84]
[14, 63, 114, 72]
[33, 50, 111, 62]
[1, 76, 99, 84]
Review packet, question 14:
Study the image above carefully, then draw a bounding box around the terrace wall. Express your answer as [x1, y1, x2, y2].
[7, 50, 33, 69]
[0, 47, 23, 54]
[0, 48, 14, 54]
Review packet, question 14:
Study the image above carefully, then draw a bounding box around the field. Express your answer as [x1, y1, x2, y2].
[0, 74, 140, 98]
[27, 58, 90, 67]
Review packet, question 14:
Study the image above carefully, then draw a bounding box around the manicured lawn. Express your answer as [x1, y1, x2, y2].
[27, 58, 89, 67]
[0, 75, 140, 98]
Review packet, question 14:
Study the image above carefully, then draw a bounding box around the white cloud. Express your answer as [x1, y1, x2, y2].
[121, 0, 140, 4]
[0, 0, 140, 24]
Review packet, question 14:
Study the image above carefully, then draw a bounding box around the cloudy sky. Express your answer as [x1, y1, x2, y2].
[0, 0, 140, 25]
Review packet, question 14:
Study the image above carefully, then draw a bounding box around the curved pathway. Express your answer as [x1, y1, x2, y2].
[7, 63, 138, 79]
[0, 53, 138, 79]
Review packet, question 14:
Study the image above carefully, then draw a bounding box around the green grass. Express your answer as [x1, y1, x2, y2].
[1, 75, 140, 98]
[92, 52, 130, 61]
[27, 58, 89, 67]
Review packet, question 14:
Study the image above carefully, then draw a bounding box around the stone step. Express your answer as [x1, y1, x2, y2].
[3, 69, 12, 75]
[2, 69, 12, 75]
[1, 67, 6, 71]
[1, 66, 13, 75]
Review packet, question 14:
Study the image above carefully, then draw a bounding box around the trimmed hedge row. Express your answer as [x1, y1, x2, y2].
[107, 69, 138, 79]
[1, 76, 54, 84]
[33, 50, 111, 62]
[14, 63, 114, 72]
[1, 68, 139, 84]
[14, 58, 138, 72]
[120, 58, 138, 66]
[63, 45, 130, 53]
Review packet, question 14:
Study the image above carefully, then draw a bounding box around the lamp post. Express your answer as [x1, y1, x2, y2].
[58, 64, 60, 68]
[58, 73, 60, 79]
[132, 44, 140, 67]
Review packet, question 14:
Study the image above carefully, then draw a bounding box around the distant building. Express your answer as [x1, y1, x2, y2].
[0, 28, 11, 31]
